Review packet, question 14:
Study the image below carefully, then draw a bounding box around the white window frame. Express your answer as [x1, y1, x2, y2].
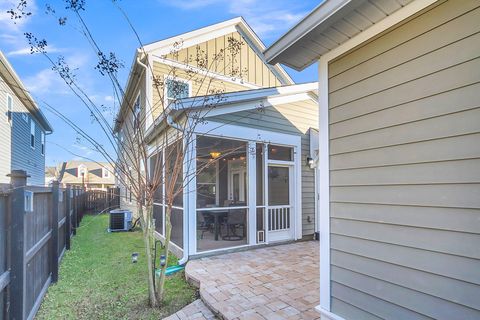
[78, 164, 87, 178]
[41, 131, 45, 156]
[133, 93, 141, 131]
[22, 113, 28, 123]
[163, 75, 192, 107]
[7, 94, 13, 124]
[103, 168, 110, 178]
[30, 120, 35, 149]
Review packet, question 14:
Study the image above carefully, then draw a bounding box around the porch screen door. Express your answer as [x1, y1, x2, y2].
[267, 165, 293, 241]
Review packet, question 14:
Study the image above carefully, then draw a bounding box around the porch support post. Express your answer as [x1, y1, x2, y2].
[247, 141, 257, 245]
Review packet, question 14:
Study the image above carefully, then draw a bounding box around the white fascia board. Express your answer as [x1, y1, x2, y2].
[151, 55, 260, 89]
[143, 17, 243, 53]
[264, 0, 351, 64]
[178, 82, 318, 109]
[235, 21, 294, 85]
[197, 92, 315, 118]
[143, 16, 293, 86]
[195, 120, 301, 146]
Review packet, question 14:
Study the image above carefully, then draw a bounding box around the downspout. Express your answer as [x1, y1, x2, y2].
[166, 113, 189, 266]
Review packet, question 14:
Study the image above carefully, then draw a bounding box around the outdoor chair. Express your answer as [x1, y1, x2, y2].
[222, 205, 246, 241]
[198, 212, 215, 239]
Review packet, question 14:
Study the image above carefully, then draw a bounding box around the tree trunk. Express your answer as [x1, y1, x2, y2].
[139, 205, 157, 307]
[157, 204, 172, 303]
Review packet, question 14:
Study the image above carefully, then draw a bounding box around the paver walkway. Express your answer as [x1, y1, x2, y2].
[185, 241, 320, 320]
[164, 299, 217, 320]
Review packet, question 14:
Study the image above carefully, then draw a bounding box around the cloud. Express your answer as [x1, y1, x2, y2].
[23, 68, 69, 95]
[0, 0, 37, 33]
[162, 0, 308, 39]
[7, 44, 63, 56]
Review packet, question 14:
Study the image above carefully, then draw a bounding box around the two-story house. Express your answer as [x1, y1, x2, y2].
[57, 161, 115, 191]
[0, 51, 53, 186]
[115, 17, 320, 262]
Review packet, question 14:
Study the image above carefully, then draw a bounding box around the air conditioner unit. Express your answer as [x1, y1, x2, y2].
[109, 209, 132, 232]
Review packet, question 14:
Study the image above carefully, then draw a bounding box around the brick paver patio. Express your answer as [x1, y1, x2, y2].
[185, 241, 319, 320]
[164, 299, 217, 320]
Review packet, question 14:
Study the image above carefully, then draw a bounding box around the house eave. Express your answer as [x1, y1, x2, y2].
[0, 51, 53, 133]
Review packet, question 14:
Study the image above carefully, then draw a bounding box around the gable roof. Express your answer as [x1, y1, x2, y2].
[143, 17, 294, 85]
[265, 0, 416, 70]
[0, 51, 53, 132]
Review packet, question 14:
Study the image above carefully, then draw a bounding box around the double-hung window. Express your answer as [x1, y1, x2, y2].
[30, 121, 35, 148]
[165, 78, 190, 106]
[133, 94, 141, 131]
[7, 95, 13, 123]
[41, 132, 45, 155]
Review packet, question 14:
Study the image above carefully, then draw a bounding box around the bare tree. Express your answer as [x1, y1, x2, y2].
[7, 0, 262, 307]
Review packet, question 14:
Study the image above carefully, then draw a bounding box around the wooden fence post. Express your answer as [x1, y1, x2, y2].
[8, 170, 28, 320]
[72, 188, 77, 236]
[51, 181, 59, 284]
[65, 185, 71, 251]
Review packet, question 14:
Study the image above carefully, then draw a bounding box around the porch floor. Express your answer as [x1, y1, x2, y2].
[185, 241, 320, 320]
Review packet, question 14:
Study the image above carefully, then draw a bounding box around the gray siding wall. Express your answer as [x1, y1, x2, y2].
[0, 74, 45, 185]
[209, 99, 318, 236]
[327, 0, 480, 319]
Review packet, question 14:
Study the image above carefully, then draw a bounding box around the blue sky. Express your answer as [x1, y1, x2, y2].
[0, 0, 319, 167]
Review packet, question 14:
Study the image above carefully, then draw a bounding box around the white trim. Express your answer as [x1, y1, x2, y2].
[316, 0, 440, 315]
[187, 133, 197, 258]
[294, 145, 302, 240]
[145, 54, 154, 130]
[195, 120, 301, 147]
[143, 17, 293, 85]
[153, 55, 261, 90]
[315, 306, 347, 320]
[248, 141, 257, 245]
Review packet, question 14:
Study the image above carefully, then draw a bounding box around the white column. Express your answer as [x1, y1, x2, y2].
[247, 141, 257, 245]
[186, 134, 197, 256]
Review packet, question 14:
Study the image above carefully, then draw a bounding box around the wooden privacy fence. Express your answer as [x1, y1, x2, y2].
[0, 170, 120, 320]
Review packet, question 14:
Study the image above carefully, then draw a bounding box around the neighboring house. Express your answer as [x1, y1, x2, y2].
[45, 166, 58, 186]
[265, 0, 480, 319]
[0, 51, 53, 185]
[115, 17, 319, 260]
[57, 161, 115, 190]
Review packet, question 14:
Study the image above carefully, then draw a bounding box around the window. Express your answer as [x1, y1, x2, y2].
[30, 120, 35, 148]
[78, 164, 87, 178]
[268, 145, 293, 161]
[41, 132, 45, 155]
[22, 113, 28, 122]
[133, 94, 141, 130]
[103, 168, 110, 178]
[7, 95, 13, 123]
[165, 78, 190, 106]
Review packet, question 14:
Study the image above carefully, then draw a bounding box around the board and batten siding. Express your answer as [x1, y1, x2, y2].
[0, 74, 45, 185]
[208, 99, 318, 236]
[327, 0, 480, 319]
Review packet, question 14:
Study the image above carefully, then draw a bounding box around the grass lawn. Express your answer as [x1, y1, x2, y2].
[36, 214, 197, 320]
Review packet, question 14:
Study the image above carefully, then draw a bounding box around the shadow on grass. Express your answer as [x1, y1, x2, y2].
[36, 214, 197, 320]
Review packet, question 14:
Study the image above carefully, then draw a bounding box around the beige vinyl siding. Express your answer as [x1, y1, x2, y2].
[165, 31, 282, 88]
[327, 0, 480, 319]
[208, 99, 318, 236]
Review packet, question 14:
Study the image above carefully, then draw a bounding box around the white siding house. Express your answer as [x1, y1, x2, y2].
[0, 51, 53, 185]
